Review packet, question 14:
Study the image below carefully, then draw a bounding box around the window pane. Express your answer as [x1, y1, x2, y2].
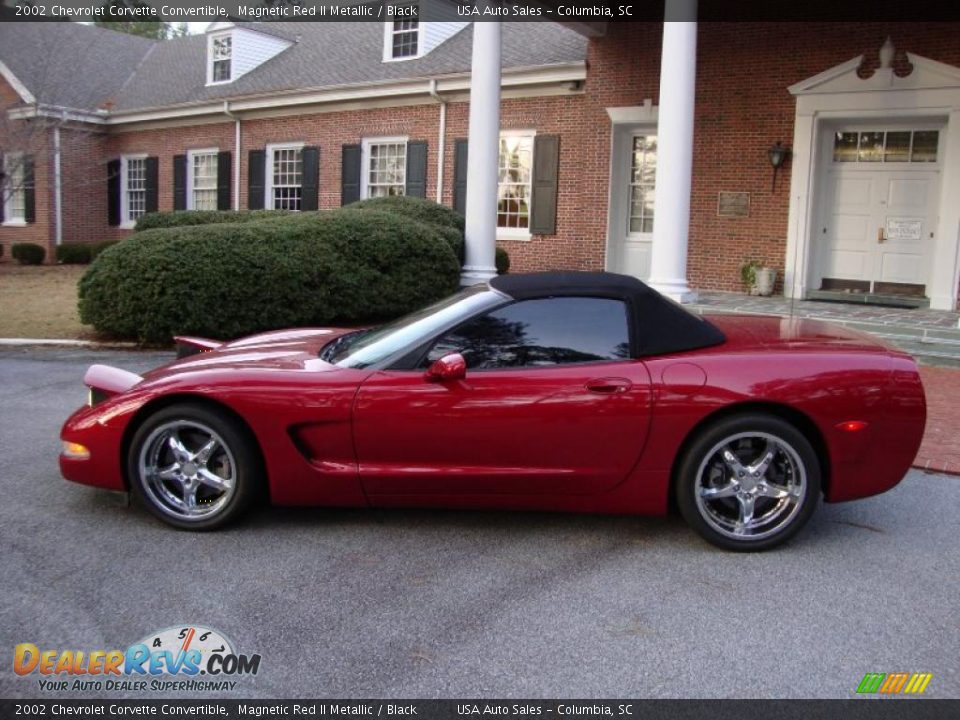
[126, 158, 146, 222]
[832, 132, 858, 162]
[882, 131, 911, 162]
[911, 131, 939, 162]
[4, 155, 26, 220]
[272, 148, 303, 211]
[392, 20, 419, 58]
[497, 135, 533, 231]
[628, 135, 656, 234]
[366, 141, 406, 198]
[858, 132, 884, 162]
[429, 297, 631, 369]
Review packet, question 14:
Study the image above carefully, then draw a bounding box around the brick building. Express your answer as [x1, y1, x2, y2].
[2, 17, 960, 309]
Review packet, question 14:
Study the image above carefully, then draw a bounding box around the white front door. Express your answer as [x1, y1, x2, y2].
[818, 128, 941, 295]
[607, 131, 657, 280]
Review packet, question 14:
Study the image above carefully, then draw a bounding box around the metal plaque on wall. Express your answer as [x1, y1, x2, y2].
[717, 191, 750, 218]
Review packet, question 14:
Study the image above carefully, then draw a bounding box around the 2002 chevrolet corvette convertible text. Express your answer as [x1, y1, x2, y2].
[60, 272, 926, 551]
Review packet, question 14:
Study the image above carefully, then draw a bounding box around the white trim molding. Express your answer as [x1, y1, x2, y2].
[0, 60, 35, 105]
[785, 49, 960, 310]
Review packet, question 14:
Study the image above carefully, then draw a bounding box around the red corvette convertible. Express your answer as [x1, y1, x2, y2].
[60, 272, 926, 550]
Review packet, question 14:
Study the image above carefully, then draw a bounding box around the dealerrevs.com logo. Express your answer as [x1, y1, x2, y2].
[13, 625, 261, 693]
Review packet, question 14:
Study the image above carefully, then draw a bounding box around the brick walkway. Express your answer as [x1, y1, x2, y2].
[915, 366, 960, 475]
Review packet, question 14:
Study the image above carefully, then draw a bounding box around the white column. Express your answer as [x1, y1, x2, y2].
[461, 21, 502, 285]
[648, 0, 698, 302]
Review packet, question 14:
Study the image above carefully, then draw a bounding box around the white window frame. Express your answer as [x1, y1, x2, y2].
[497, 130, 536, 241]
[627, 132, 657, 238]
[361, 136, 408, 199]
[265, 142, 305, 212]
[186, 148, 220, 211]
[207, 31, 233, 86]
[2, 153, 27, 226]
[382, 12, 422, 62]
[120, 153, 148, 230]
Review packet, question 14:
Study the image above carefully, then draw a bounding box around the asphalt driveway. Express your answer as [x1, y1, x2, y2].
[0, 347, 957, 699]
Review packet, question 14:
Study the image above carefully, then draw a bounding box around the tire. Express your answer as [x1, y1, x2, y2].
[676, 414, 821, 551]
[127, 403, 262, 530]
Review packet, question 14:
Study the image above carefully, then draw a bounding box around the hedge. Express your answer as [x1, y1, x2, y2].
[346, 195, 465, 234]
[56, 243, 94, 264]
[134, 209, 292, 232]
[12, 243, 45, 265]
[79, 209, 461, 343]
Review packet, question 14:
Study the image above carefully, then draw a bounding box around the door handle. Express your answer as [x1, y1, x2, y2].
[877, 226, 886, 244]
[585, 378, 632, 394]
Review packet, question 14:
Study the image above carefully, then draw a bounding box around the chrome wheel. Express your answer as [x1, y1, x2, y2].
[693, 431, 807, 541]
[137, 420, 237, 521]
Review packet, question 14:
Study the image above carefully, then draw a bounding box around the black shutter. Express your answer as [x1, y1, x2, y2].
[107, 159, 121, 226]
[452, 138, 468, 215]
[217, 151, 232, 210]
[341, 144, 361, 206]
[23, 154, 35, 224]
[405, 141, 428, 198]
[530, 135, 560, 235]
[248, 149, 265, 210]
[144, 156, 159, 214]
[173, 155, 187, 211]
[301, 146, 320, 211]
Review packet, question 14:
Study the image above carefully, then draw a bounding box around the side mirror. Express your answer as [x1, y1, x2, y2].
[425, 353, 467, 382]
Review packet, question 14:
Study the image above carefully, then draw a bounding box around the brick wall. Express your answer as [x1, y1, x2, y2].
[0, 76, 53, 261]
[581, 21, 960, 293]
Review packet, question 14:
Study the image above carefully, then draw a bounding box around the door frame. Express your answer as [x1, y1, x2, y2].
[605, 102, 658, 278]
[785, 52, 960, 310]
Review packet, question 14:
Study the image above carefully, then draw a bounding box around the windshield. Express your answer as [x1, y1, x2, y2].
[327, 286, 504, 369]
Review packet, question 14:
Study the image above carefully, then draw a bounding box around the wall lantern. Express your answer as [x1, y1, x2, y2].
[767, 141, 790, 192]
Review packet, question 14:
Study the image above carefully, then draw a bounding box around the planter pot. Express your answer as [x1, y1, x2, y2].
[751, 267, 777, 296]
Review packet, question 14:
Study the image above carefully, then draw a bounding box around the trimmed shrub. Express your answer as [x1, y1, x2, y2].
[495, 247, 510, 275]
[347, 195, 465, 234]
[134, 209, 292, 232]
[56, 242, 94, 264]
[12, 243, 45, 265]
[90, 240, 120, 260]
[348, 195, 465, 263]
[79, 209, 461, 343]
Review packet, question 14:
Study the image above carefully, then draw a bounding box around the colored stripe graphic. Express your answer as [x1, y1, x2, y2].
[857, 672, 932, 694]
[857, 673, 885, 694]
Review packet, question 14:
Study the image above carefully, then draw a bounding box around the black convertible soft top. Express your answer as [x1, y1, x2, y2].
[489, 271, 726, 358]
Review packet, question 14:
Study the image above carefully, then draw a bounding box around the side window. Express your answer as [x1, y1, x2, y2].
[427, 297, 631, 369]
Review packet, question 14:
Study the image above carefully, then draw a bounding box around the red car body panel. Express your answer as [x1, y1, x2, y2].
[60, 315, 926, 516]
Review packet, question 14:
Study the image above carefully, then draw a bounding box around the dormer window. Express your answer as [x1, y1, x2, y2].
[209, 33, 232, 84]
[390, 20, 419, 59]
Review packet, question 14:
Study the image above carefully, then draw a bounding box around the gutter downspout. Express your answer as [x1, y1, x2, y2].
[223, 101, 240, 210]
[53, 116, 63, 247]
[428, 79, 447, 203]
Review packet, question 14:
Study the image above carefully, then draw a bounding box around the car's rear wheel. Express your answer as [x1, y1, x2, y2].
[676, 414, 821, 551]
[128, 403, 261, 530]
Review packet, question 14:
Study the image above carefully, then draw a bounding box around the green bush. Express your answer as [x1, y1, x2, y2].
[134, 209, 292, 232]
[348, 195, 465, 264]
[90, 240, 120, 260]
[495, 247, 510, 275]
[346, 195, 465, 234]
[56, 243, 93, 264]
[12, 243, 45, 265]
[79, 209, 461, 343]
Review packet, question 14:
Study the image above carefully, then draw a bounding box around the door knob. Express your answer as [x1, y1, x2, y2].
[877, 227, 886, 244]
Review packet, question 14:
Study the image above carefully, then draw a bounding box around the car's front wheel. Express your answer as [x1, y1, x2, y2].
[127, 403, 261, 530]
[676, 414, 821, 551]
